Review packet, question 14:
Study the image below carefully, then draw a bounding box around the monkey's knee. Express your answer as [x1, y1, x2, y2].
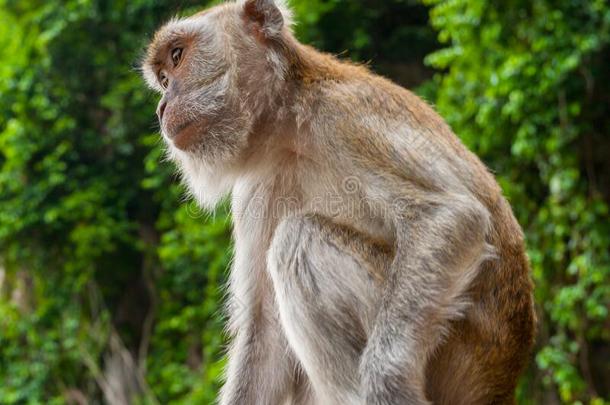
[267, 214, 318, 289]
[269, 214, 313, 262]
[268, 215, 368, 403]
[267, 214, 379, 343]
[267, 214, 375, 301]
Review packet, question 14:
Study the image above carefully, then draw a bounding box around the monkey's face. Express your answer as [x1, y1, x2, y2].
[142, 1, 292, 207]
[143, 0, 292, 189]
[142, 6, 257, 166]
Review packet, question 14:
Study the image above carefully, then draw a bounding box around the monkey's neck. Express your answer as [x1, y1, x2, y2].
[244, 100, 303, 160]
[241, 35, 361, 166]
[284, 35, 368, 85]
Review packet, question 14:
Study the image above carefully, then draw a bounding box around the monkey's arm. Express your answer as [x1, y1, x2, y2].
[219, 228, 298, 405]
[360, 192, 493, 405]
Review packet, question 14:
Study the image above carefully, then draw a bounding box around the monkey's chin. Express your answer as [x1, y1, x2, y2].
[169, 121, 204, 151]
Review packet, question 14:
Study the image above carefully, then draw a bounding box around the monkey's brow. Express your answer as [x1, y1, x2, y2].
[149, 36, 183, 67]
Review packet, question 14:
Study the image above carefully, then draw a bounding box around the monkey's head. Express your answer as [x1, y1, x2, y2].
[142, 0, 293, 205]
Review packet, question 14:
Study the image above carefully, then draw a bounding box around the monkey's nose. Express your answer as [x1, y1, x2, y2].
[157, 101, 167, 123]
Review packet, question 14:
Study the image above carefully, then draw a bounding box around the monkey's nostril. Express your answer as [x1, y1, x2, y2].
[157, 101, 167, 122]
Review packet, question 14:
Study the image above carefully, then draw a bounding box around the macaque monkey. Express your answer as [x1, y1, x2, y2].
[142, 1, 536, 404]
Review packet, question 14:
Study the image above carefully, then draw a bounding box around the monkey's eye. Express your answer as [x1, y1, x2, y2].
[159, 71, 169, 89]
[171, 48, 183, 67]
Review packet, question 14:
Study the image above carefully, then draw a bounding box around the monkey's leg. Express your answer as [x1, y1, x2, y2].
[360, 195, 494, 405]
[267, 214, 392, 405]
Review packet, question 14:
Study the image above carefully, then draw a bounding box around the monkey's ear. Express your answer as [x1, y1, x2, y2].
[243, 0, 291, 38]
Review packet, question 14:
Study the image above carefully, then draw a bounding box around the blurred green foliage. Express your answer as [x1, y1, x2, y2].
[0, 0, 608, 404]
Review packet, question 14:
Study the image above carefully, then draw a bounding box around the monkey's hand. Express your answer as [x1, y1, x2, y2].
[360, 193, 494, 405]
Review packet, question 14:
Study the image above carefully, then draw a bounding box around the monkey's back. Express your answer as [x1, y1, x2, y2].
[397, 112, 536, 404]
[415, 99, 536, 405]
[295, 44, 537, 404]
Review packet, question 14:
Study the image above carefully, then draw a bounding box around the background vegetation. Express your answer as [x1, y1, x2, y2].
[0, 0, 608, 404]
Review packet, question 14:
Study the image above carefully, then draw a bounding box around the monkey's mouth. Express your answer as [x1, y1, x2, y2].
[168, 120, 205, 151]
